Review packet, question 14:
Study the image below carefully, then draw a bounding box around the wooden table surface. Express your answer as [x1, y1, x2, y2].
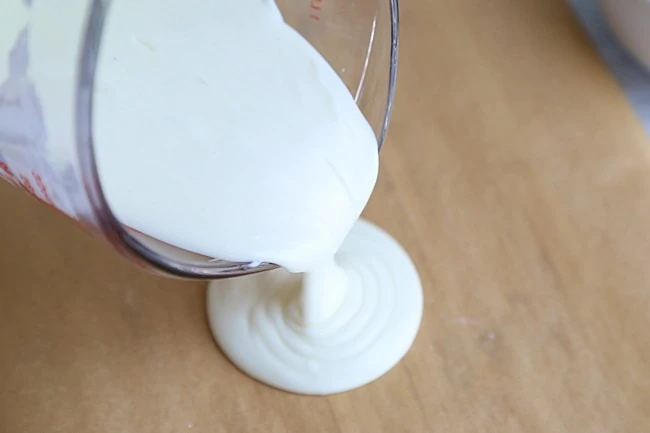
[2, 0, 650, 432]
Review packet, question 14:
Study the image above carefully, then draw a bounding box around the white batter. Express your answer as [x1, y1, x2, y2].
[208, 219, 422, 395]
[94, 0, 377, 272]
[94, 0, 422, 394]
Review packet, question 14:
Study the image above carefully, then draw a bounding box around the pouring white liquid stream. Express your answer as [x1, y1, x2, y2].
[94, 0, 422, 394]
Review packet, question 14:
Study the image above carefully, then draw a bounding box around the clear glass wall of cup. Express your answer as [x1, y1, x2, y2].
[0, 0, 399, 279]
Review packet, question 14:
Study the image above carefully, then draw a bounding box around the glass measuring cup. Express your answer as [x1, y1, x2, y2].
[0, 0, 399, 279]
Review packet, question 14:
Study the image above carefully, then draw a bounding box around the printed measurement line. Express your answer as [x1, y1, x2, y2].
[309, 0, 323, 21]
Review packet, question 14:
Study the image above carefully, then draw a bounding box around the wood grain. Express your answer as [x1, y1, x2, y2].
[1, 0, 649, 432]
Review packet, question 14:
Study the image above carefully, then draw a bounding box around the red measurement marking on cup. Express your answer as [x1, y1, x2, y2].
[19, 174, 36, 197]
[32, 171, 54, 205]
[0, 165, 85, 229]
[309, 0, 323, 21]
[13, 171, 54, 207]
[0, 162, 18, 185]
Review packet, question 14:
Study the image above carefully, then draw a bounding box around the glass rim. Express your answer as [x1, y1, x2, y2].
[75, 0, 400, 280]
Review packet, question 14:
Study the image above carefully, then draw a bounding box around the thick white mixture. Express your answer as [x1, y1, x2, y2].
[94, 0, 422, 394]
[208, 219, 422, 395]
[94, 0, 378, 272]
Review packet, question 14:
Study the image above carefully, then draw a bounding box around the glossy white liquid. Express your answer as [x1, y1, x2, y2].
[94, 0, 422, 394]
[207, 219, 423, 395]
[94, 0, 378, 273]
